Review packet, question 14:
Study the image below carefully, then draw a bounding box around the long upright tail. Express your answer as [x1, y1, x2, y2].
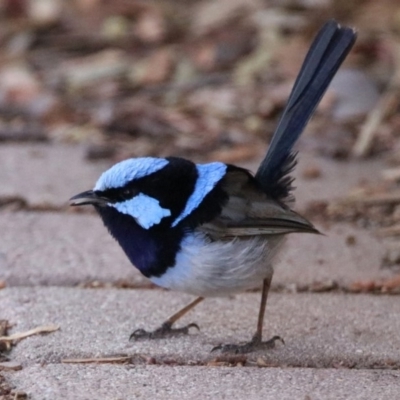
[255, 20, 356, 201]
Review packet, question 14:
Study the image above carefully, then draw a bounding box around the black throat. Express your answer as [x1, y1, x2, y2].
[96, 205, 184, 278]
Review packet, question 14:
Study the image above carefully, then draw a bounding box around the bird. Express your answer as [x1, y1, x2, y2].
[70, 20, 356, 354]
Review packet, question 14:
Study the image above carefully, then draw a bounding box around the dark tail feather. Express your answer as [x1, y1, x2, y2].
[255, 20, 357, 200]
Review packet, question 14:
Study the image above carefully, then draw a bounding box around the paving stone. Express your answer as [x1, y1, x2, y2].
[5, 365, 400, 400]
[278, 222, 387, 287]
[0, 210, 387, 287]
[1, 144, 387, 288]
[0, 144, 396, 400]
[0, 212, 142, 286]
[0, 144, 109, 207]
[1, 143, 385, 210]
[243, 152, 386, 209]
[1, 288, 399, 368]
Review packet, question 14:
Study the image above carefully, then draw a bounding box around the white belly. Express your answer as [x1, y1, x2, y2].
[151, 232, 285, 297]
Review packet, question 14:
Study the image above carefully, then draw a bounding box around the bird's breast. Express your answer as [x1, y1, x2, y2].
[150, 232, 286, 297]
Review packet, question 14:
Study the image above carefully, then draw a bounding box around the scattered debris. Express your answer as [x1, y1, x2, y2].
[0, 0, 392, 165]
[383, 167, 400, 182]
[346, 235, 357, 246]
[0, 125, 47, 142]
[0, 324, 59, 350]
[207, 355, 247, 367]
[352, 55, 400, 158]
[84, 144, 116, 161]
[255, 357, 280, 368]
[0, 374, 27, 399]
[348, 275, 400, 294]
[377, 225, 400, 237]
[302, 165, 322, 180]
[78, 279, 157, 290]
[0, 195, 74, 212]
[62, 356, 133, 364]
[0, 362, 22, 372]
[62, 354, 190, 367]
[341, 190, 400, 207]
[383, 242, 400, 266]
[0, 321, 9, 354]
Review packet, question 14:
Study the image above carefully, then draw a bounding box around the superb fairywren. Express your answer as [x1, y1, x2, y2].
[70, 20, 356, 353]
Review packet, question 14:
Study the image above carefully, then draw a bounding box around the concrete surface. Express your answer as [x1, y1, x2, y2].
[245, 152, 386, 210]
[1, 288, 400, 369]
[0, 144, 109, 208]
[1, 144, 399, 400]
[0, 212, 141, 286]
[0, 143, 386, 210]
[0, 212, 387, 288]
[6, 365, 400, 400]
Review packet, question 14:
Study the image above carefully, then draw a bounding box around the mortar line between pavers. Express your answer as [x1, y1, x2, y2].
[4, 283, 400, 295]
[22, 357, 400, 370]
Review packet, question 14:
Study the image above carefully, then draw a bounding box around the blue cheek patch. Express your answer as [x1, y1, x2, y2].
[112, 193, 171, 229]
[94, 157, 169, 191]
[172, 162, 227, 227]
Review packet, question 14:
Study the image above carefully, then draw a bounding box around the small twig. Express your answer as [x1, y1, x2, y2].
[341, 191, 400, 206]
[0, 361, 23, 371]
[352, 86, 398, 157]
[382, 167, 400, 182]
[0, 126, 48, 142]
[0, 320, 9, 336]
[352, 37, 400, 158]
[62, 356, 132, 364]
[0, 324, 59, 344]
[377, 224, 400, 237]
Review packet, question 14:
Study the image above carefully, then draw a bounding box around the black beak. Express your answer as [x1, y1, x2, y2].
[69, 190, 108, 206]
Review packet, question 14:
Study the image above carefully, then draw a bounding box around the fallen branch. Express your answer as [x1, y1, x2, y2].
[382, 167, 400, 182]
[377, 224, 400, 237]
[0, 361, 23, 371]
[352, 36, 400, 158]
[0, 324, 59, 344]
[341, 191, 400, 206]
[352, 85, 398, 157]
[62, 356, 132, 364]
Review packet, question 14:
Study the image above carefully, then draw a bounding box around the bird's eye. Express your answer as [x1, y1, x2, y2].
[122, 188, 131, 198]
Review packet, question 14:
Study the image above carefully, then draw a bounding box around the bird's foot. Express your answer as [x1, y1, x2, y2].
[129, 322, 200, 341]
[212, 335, 284, 354]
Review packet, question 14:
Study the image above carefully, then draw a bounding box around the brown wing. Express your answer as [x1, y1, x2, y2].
[201, 168, 319, 239]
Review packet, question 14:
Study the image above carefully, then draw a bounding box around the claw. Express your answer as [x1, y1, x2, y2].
[186, 323, 200, 332]
[129, 329, 149, 340]
[268, 335, 285, 346]
[211, 344, 224, 353]
[212, 335, 284, 354]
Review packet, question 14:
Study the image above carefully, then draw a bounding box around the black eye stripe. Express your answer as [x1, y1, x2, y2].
[96, 186, 139, 203]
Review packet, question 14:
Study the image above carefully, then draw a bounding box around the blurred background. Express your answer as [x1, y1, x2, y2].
[0, 0, 393, 161]
[2, 0, 400, 289]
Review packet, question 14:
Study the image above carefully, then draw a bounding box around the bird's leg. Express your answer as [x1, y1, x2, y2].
[212, 275, 284, 354]
[129, 296, 204, 341]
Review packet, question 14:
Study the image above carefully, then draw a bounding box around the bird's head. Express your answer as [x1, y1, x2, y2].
[70, 156, 227, 230]
[69, 157, 176, 229]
